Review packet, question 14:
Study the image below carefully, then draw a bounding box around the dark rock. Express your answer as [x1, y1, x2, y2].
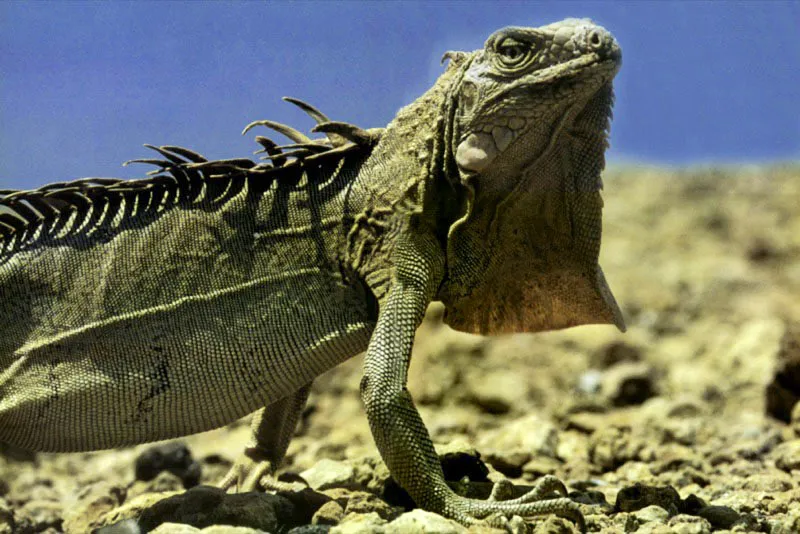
[679, 493, 706, 514]
[137, 485, 297, 532]
[601, 362, 656, 407]
[695, 504, 740, 529]
[287, 526, 332, 534]
[766, 322, 800, 422]
[277, 488, 332, 527]
[0, 497, 14, 534]
[591, 341, 643, 369]
[382, 449, 490, 510]
[135, 443, 202, 489]
[439, 451, 490, 483]
[381, 478, 415, 511]
[483, 451, 526, 478]
[747, 237, 780, 263]
[614, 483, 681, 515]
[569, 489, 611, 508]
[0, 442, 37, 463]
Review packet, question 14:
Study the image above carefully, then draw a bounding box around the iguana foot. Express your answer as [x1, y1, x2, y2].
[448, 475, 585, 532]
[218, 454, 306, 493]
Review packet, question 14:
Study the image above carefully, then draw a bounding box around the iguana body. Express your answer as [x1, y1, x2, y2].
[0, 19, 623, 528]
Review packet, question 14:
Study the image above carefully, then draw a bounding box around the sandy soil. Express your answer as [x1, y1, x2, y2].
[2, 164, 799, 533]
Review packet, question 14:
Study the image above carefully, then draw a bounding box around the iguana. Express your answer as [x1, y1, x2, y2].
[0, 18, 624, 530]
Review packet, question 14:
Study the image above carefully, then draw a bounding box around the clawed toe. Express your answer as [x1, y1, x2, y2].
[489, 478, 516, 501]
[456, 475, 585, 532]
[481, 498, 585, 533]
[218, 456, 305, 493]
[218, 458, 272, 492]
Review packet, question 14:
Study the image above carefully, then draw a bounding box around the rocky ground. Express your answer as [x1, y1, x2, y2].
[2, 164, 799, 533]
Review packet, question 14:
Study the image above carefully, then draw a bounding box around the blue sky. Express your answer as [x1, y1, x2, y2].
[1, 1, 798, 190]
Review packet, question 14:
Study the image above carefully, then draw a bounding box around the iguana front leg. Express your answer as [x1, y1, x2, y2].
[219, 383, 311, 492]
[361, 232, 585, 530]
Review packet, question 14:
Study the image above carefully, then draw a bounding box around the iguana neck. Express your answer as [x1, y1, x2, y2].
[342, 59, 468, 299]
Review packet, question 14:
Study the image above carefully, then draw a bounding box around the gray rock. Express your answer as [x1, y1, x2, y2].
[741, 472, 793, 492]
[312, 501, 344, 526]
[14, 499, 63, 534]
[771, 508, 800, 534]
[666, 514, 711, 534]
[343, 492, 400, 521]
[150, 523, 200, 534]
[791, 402, 800, 437]
[128, 471, 187, 501]
[301, 459, 358, 491]
[385, 509, 468, 534]
[63, 481, 126, 534]
[201, 526, 272, 534]
[577, 369, 603, 395]
[464, 369, 530, 414]
[96, 519, 142, 534]
[633, 505, 670, 523]
[329, 512, 386, 534]
[773, 439, 800, 472]
[477, 414, 559, 461]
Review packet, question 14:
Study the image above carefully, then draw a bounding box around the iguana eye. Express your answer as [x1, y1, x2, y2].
[494, 37, 534, 70]
[498, 43, 525, 61]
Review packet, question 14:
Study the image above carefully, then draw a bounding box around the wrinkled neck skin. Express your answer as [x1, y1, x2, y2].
[436, 63, 625, 335]
[341, 58, 470, 302]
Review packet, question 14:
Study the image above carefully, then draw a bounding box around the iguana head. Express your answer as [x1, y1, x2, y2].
[437, 19, 626, 335]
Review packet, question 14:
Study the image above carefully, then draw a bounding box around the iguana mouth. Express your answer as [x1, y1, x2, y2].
[454, 71, 616, 176]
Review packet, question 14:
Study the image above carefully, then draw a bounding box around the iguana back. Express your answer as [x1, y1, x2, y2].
[0, 136, 377, 451]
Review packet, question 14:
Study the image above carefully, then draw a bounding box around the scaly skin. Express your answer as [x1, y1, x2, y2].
[0, 19, 623, 530]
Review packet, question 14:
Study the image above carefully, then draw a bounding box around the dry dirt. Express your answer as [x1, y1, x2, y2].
[2, 164, 799, 533]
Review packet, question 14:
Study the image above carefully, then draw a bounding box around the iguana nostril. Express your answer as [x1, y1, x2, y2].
[589, 30, 603, 49]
